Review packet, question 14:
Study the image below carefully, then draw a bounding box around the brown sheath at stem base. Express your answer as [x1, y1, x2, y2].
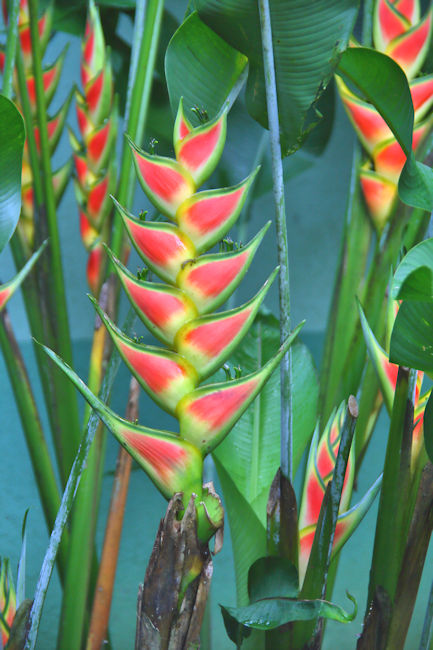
[135, 492, 219, 650]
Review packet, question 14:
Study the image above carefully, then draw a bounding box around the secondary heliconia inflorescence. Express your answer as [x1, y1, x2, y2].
[298, 403, 381, 585]
[336, 0, 433, 231]
[0, 558, 16, 649]
[0, 0, 72, 245]
[60, 99, 301, 542]
[360, 298, 429, 468]
[69, 0, 117, 295]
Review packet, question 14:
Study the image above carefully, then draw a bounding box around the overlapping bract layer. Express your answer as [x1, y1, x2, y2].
[336, 0, 433, 231]
[70, 0, 117, 295]
[71, 100, 301, 540]
[298, 403, 380, 585]
[0, 558, 16, 648]
[359, 299, 429, 466]
[0, 0, 71, 245]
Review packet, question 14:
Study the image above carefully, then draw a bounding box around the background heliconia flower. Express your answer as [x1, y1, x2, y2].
[336, 0, 433, 232]
[359, 298, 429, 466]
[0, 0, 71, 246]
[0, 559, 16, 648]
[48, 98, 301, 543]
[298, 402, 380, 585]
[69, 0, 117, 296]
[0, 242, 47, 313]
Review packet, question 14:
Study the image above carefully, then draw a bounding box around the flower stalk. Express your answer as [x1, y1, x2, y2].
[258, 0, 293, 481]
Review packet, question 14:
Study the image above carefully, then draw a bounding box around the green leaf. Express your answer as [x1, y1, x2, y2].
[213, 312, 317, 604]
[214, 313, 318, 526]
[248, 557, 299, 602]
[165, 12, 248, 124]
[392, 238, 433, 301]
[389, 301, 433, 372]
[213, 457, 267, 606]
[196, 0, 358, 155]
[221, 592, 357, 631]
[337, 47, 433, 211]
[0, 95, 25, 253]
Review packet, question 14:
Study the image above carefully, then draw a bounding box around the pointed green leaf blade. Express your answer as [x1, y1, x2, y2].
[196, 0, 358, 155]
[389, 301, 433, 372]
[221, 592, 357, 630]
[165, 12, 248, 124]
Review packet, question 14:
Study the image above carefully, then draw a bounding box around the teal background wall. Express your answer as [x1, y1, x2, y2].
[1, 12, 432, 649]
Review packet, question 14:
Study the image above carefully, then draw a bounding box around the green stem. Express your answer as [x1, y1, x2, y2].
[318, 145, 371, 424]
[367, 367, 413, 608]
[15, 47, 44, 208]
[0, 309, 69, 582]
[28, 0, 72, 358]
[57, 314, 109, 650]
[28, 0, 80, 480]
[258, 0, 293, 481]
[24, 315, 130, 650]
[2, 0, 20, 99]
[111, 0, 165, 257]
[362, 0, 374, 47]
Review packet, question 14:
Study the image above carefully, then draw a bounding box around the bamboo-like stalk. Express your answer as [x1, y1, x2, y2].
[2, 0, 20, 98]
[26, 0, 81, 482]
[0, 309, 69, 582]
[86, 378, 138, 650]
[27, 0, 74, 364]
[111, 0, 165, 260]
[257, 0, 293, 481]
[367, 367, 413, 608]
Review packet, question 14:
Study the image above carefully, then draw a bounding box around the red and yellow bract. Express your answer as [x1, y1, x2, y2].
[336, 0, 433, 231]
[70, 0, 117, 296]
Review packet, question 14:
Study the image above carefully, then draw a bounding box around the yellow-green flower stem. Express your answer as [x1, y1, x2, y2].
[111, 0, 165, 260]
[258, 0, 293, 481]
[28, 0, 81, 482]
[0, 309, 69, 583]
[2, 0, 20, 99]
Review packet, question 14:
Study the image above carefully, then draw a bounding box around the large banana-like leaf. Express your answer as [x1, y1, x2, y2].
[195, 0, 358, 155]
[165, 12, 248, 124]
[213, 312, 318, 604]
[0, 95, 25, 253]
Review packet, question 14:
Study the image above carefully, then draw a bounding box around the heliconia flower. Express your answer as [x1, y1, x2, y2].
[0, 1, 72, 247]
[44, 98, 302, 542]
[0, 242, 47, 312]
[70, 0, 117, 295]
[0, 559, 16, 648]
[337, 0, 433, 232]
[359, 166, 398, 229]
[359, 299, 428, 465]
[298, 404, 380, 585]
